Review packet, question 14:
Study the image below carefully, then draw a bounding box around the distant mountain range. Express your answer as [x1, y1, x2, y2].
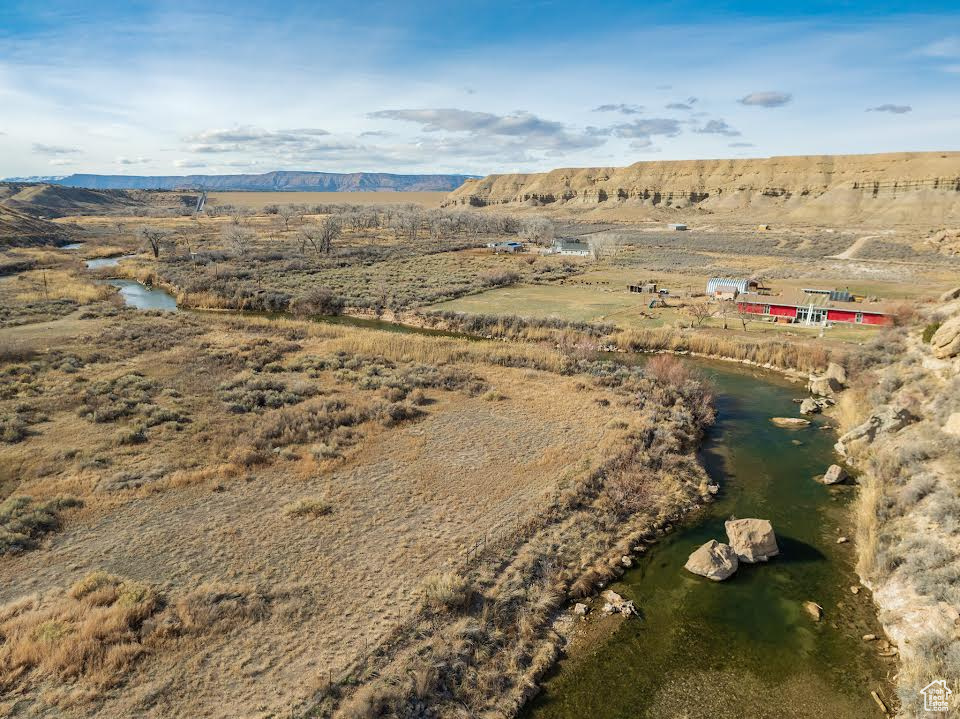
[3, 175, 68, 183]
[3, 171, 477, 192]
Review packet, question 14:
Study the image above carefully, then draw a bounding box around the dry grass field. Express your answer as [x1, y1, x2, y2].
[0, 298, 713, 717]
[208, 191, 449, 210]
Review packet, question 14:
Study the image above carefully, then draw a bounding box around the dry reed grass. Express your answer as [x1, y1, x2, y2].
[613, 326, 835, 373]
[0, 572, 158, 692]
[12, 270, 113, 304]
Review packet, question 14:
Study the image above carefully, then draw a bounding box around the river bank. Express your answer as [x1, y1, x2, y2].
[834, 293, 960, 717]
[524, 359, 896, 718]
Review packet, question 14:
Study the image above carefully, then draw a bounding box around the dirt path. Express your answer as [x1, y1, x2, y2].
[828, 234, 879, 260]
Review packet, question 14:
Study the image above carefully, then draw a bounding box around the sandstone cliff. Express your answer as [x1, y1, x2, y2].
[444, 152, 960, 225]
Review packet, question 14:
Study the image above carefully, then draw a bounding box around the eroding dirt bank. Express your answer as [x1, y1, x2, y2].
[834, 292, 960, 716]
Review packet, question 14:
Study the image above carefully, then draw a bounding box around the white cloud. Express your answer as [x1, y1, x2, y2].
[33, 142, 81, 155]
[368, 108, 604, 152]
[738, 91, 792, 108]
[183, 126, 331, 154]
[695, 119, 741, 136]
[48, 158, 76, 166]
[173, 159, 208, 168]
[604, 118, 683, 139]
[593, 103, 644, 115]
[115, 156, 151, 164]
[866, 104, 912, 114]
[666, 97, 698, 111]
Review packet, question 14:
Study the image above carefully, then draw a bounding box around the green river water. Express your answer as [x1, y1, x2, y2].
[524, 360, 892, 719]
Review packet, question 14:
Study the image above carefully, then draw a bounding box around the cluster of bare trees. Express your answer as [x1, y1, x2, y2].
[134, 199, 554, 262]
[221, 225, 257, 255]
[684, 298, 755, 331]
[518, 217, 555, 246]
[587, 234, 625, 261]
[298, 217, 342, 255]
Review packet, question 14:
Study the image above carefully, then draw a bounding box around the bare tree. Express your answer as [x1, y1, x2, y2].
[736, 303, 755, 331]
[222, 225, 257, 255]
[718, 299, 735, 330]
[519, 217, 555, 246]
[231, 208, 251, 226]
[587, 235, 623, 261]
[685, 300, 714, 328]
[137, 226, 170, 259]
[299, 217, 341, 256]
[276, 205, 297, 231]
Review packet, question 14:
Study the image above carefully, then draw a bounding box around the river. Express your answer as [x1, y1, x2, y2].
[105, 279, 177, 311]
[63, 245, 891, 712]
[64, 247, 178, 311]
[523, 360, 892, 719]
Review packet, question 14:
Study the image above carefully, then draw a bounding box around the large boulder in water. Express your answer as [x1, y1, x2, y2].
[771, 417, 810, 428]
[818, 464, 848, 485]
[725, 518, 779, 563]
[684, 540, 739, 581]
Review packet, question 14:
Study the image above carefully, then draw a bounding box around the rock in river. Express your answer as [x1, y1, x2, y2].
[725, 518, 779, 563]
[818, 464, 848, 485]
[684, 540, 739, 581]
[601, 589, 636, 616]
[771, 417, 810, 428]
[803, 601, 823, 621]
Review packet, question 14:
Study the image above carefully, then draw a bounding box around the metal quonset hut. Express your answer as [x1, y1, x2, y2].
[737, 288, 893, 326]
[706, 277, 760, 296]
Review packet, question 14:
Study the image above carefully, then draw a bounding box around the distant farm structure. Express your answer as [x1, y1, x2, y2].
[736, 288, 893, 326]
[486, 240, 524, 254]
[547, 238, 591, 257]
[705, 277, 763, 298]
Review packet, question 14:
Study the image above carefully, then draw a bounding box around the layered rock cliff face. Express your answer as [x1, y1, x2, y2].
[834, 292, 960, 716]
[444, 152, 960, 225]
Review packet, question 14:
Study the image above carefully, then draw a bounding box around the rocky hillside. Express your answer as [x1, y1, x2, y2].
[832, 287, 960, 716]
[444, 152, 960, 225]
[49, 171, 476, 192]
[0, 183, 203, 219]
[0, 183, 145, 218]
[0, 206, 68, 247]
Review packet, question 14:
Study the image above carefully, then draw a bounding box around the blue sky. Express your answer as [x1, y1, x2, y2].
[1, 1, 958, 176]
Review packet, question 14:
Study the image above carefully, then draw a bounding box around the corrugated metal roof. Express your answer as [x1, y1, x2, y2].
[707, 277, 754, 294]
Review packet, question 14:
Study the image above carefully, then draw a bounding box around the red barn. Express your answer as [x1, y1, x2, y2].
[736, 288, 893, 326]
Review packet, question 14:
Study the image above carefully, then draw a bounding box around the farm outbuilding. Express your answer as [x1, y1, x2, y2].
[487, 241, 523, 254]
[628, 281, 658, 294]
[706, 277, 761, 297]
[550, 239, 591, 256]
[736, 288, 893, 326]
[668, 223, 688, 231]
